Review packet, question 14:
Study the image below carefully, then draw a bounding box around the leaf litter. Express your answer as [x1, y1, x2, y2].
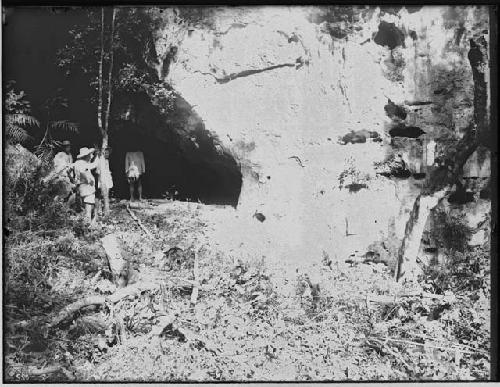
[4, 200, 490, 381]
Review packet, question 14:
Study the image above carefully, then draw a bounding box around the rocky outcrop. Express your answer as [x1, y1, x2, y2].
[151, 6, 490, 265]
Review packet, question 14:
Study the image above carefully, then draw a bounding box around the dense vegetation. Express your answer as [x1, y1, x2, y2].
[3, 5, 492, 382]
[3, 170, 491, 380]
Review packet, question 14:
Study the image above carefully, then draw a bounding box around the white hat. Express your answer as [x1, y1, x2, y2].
[76, 147, 95, 159]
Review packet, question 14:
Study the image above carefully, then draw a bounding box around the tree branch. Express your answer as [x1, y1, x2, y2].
[48, 282, 159, 329]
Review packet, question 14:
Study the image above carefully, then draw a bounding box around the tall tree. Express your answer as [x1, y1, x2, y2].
[97, 7, 105, 145]
[97, 6, 116, 215]
[58, 7, 169, 215]
[103, 7, 116, 152]
[97, 6, 116, 154]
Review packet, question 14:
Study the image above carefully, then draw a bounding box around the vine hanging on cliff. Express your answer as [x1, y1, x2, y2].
[395, 33, 489, 282]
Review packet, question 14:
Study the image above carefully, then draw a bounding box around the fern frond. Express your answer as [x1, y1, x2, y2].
[6, 124, 31, 143]
[49, 120, 79, 133]
[34, 143, 56, 164]
[6, 113, 40, 127]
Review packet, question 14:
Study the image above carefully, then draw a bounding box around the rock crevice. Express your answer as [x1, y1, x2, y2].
[193, 61, 299, 84]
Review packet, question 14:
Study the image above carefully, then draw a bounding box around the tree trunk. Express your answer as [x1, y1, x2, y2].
[394, 190, 447, 281]
[97, 7, 105, 137]
[49, 281, 159, 328]
[103, 7, 116, 136]
[468, 35, 489, 147]
[100, 7, 116, 216]
[395, 33, 489, 282]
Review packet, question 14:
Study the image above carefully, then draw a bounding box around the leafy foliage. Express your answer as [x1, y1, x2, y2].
[307, 6, 365, 25]
[384, 47, 406, 83]
[4, 145, 71, 232]
[175, 7, 217, 29]
[307, 6, 373, 40]
[423, 247, 489, 294]
[3, 196, 491, 381]
[34, 142, 60, 165]
[50, 120, 79, 132]
[338, 156, 371, 192]
[56, 7, 173, 123]
[35, 93, 79, 163]
[3, 82, 40, 144]
[432, 208, 472, 252]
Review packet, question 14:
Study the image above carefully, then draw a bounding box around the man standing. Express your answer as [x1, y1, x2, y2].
[48, 140, 75, 200]
[125, 150, 145, 202]
[74, 147, 98, 223]
[53, 140, 73, 171]
[96, 147, 114, 216]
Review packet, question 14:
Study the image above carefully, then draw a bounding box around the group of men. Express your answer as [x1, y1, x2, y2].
[51, 140, 146, 223]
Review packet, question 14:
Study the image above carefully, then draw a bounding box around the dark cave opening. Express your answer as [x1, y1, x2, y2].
[109, 125, 242, 207]
[374, 21, 405, 50]
[448, 187, 475, 205]
[389, 125, 426, 138]
[108, 96, 242, 207]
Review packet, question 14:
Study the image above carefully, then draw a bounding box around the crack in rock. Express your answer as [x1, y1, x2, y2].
[214, 22, 248, 36]
[194, 62, 297, 84]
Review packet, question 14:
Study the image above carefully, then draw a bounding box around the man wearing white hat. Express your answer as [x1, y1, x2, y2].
[73, 147, 98, 223]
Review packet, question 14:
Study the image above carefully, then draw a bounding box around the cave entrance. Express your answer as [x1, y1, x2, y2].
[108, 96, 242, 207]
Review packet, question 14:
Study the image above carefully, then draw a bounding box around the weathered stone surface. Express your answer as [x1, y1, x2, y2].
[151, 6, 489, 266]
[463, 147, 490, 178]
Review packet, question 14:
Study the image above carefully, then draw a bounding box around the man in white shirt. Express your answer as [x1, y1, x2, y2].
[96, 147, 114, 216]
[125, 150, 145, 202]
[73, 147, 97, 223]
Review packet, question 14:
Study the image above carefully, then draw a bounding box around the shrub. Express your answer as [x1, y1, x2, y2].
[338, 157, 371, 192]
[3, 81, 40, 144]
[432, 208, 472, 253]
[424, 247, 489, 294]
[383, 47, 405, 83]
[4, 144, 71, 232]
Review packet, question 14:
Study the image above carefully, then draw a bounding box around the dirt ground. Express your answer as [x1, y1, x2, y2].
[3, 199, 491, 381]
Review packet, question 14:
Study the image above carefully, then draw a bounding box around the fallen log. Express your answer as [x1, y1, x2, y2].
[89, 269, 103, 287]
[126, 204, 154, 240]
[364, 291, 455, 306]
[166, 276, 197, 287]
[8, 363, 74, 380]
[48, 282, 158, 329]
[190, 250, 200, 305]
[26, 365, 63, 376]
[101, 234, 130, 288]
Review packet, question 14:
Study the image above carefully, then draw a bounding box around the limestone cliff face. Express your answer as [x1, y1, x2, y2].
[152, 6, 489, 264]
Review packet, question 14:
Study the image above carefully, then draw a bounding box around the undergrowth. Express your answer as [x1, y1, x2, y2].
[3, 147, 491, 382]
